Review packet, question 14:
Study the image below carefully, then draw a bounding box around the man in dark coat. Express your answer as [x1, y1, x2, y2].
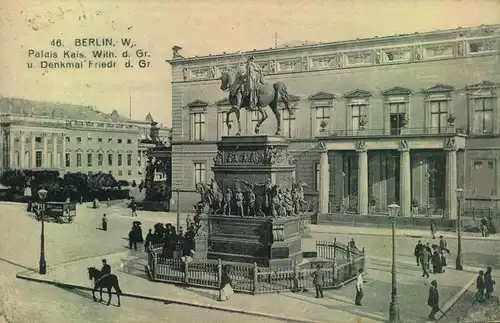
[476, 270, 486, 302]
[484, 266, 495, 300]
[311, 264, 324, 298]
[432, 249, 443, 274]
[439, 236, 450, 255]
[144, 229, 153, 251]
[101, 214, 108, 231]
[420, 245, 431, 278]
[101, 259, 111, 276]
[428, 280, 440, 320]
[129, 226, 137, 251]
[430, 220, 436, 239]
[414, 241, 424, 266]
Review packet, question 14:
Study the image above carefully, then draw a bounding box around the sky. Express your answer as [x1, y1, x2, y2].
[1, 0, 500, 127]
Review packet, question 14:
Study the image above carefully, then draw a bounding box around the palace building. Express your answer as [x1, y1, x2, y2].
[167, 24, 500, 218]
[0, 97, 171, 182]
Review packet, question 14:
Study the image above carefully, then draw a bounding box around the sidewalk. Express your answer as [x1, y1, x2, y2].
[16, 251, 475, 323]
[310, 224, 500, 241]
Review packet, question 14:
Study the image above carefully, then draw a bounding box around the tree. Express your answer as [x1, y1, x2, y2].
[0, 169, 27, 192]
[63, 172, 89, 198]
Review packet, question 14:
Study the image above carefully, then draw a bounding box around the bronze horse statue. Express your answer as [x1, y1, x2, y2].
[220, 68, 293, 136]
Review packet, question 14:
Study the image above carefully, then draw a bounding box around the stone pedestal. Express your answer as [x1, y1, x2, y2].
[204, 135, 304, 268]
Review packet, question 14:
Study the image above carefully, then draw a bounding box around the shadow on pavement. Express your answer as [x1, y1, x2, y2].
[0, 257, 36, 271]
[179, 285, 218, 301]
[56, 285, 94, 301]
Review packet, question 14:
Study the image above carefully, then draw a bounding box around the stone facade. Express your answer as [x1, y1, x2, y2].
[168, 24, 500, 215]
[0, 99, 171, 182]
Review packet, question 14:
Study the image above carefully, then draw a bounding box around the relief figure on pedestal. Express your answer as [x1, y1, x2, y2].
[233, 184, 245, 217]
[214, 151, 223, 164]
[222, 188, 232, 216]
[266, 146, 277, 164]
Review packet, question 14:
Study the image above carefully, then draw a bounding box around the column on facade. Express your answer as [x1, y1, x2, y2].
[399, 143, 411, 217]
[20, 133, 25, 169]
[445, 147, 458, 220]
[9, 131, 14, 168]
[52, 134, 57, 168]
[357, 145, 368, 216]
[62, 133, 66, 169]
[43, 134, 48, 168]
[318, 147, 330, 214]
[31, 134, 36, 168]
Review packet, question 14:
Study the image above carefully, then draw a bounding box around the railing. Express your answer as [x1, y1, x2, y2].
[147, 239, 366, 294]
[321, 127, 462, 138]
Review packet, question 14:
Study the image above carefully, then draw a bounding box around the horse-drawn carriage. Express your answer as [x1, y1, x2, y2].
[33, 201, 77, 223]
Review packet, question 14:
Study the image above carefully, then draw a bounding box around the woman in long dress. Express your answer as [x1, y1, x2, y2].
[219, 266, 234, 301]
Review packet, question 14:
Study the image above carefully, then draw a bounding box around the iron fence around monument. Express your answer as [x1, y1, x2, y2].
[147, 239, 366, 295]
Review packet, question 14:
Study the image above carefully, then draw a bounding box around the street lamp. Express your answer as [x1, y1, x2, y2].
[38, 188, 48, 275]
[388, 203, 401, 322]
[456, 188, 464, 271]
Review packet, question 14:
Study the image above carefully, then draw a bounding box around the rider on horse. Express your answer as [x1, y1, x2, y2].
[245, 56, 266, 110]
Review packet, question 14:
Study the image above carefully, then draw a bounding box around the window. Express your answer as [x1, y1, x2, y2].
[192, 113, 206, 140]
[389, 103, 407, 135]
[108, 154, 113, 166]
[77, 137, 82, 143]
[138, 152, 142, 166]
[473, 98, 494, 134]
[98, 138, 103, 143]
[35, 137, 42, 143]
[128, 170, 132, 176]
[98, 154, 103, 166]
[193, 162, 206, 185]
[66, 137, 71, 143]
[118, 139, 122, 144]
[315, 163, 320, 192]
[351, 104, 367, 132]
[65, 153, 71, 167]
[109, 170, 113, 175]
[127, 154, 132, 166]
[108, 138, 113, 143]
[118, 154, 123, 166]
[471, 160, 495, 196]
[118, 170, 123, 176]
[127, 139, 132, 144]
[430, 101, 448, 133]
[315, 106, 330, 135]
[87, 153, 92, 167]
[76, 153, 82, 167]
[220, 111, 234, 137]
[282, 108, 296, 138]
[35, 151, 42, 168]
[250, 111, 260, 132]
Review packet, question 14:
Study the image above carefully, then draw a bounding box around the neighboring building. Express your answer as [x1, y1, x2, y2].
[0, 98, 170, 183]
[167, 24, 500, 217]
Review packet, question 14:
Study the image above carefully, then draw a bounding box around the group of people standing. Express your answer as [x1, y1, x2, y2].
[144, 222, 197, 258]
[414, 236, 450, 278]
[476, 267, 496, 303]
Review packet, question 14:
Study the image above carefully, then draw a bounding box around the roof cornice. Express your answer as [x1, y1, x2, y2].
[166, 24, 500, 65]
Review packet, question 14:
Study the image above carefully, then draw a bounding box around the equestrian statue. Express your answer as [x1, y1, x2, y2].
[219, 56, 293, 136]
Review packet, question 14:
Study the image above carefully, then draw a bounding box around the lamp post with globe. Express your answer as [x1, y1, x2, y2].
[456, 188, 464, 270]
[388, 203, 401, 322]
[38, 188, 48, 275]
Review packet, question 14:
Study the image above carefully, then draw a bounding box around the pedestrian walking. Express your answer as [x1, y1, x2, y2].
[355, 269, 364, 306]
[414, 240, 424, 267]
[311, 264, 324, 298]
[130, 198, 138, 217]
[101, 214, 108, 231]
[484, 266, 496, 300]
[129, 226, 137, 251]
[427, 280, 440, 321]
[219, 265, 234, 302]
[145, 229, 153, 251]
[430, 220, 436, 239]
[439, 236, 450, 255]
[420, 245, 431, 278]
[480, 217, 488, 237]
[476, 270, 486, 303]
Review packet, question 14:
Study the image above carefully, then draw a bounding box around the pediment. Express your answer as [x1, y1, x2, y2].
[466, 80, 500, 90]
[422, 84, 455, 93]
[344, 89, 372, 98]
[309, 92, 336, 100]
[187, 99, 210, 108]
[215, 98, 231, 106]
[382, 86, 412, 96]
[280, 94, 300, 102]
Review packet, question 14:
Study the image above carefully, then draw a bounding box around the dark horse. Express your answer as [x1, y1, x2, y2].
[220, 68, 293, 136]
[87, 267, 123, 306]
